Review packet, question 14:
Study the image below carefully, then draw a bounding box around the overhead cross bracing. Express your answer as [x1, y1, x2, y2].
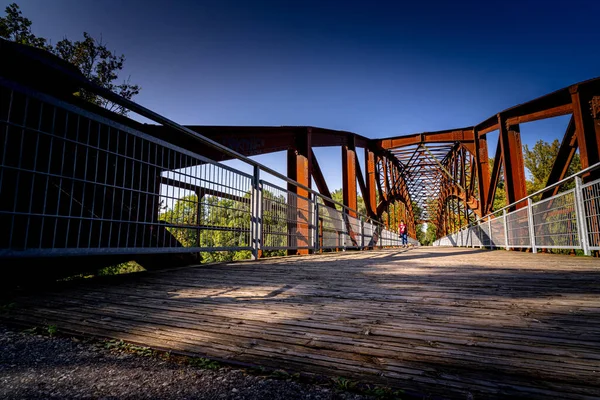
[375, 77, 600, 237]
[390, 143, 456, 220]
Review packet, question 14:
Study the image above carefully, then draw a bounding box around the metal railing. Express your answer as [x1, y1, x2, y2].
[434, 163, 600, 256]
[0, 71, 413, 259]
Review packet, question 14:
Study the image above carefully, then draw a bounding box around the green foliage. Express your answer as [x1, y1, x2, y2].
[103, 339, 125, 350]
[416, 223, 436, 246]
[411, 201, 423, 222]
[188, 357, 221, 370]
[365, 384, 405, 399]
[270, 369, 291, 379]
[22, 326, 41, 335]
[97, 261, 145, 276]
[160, 194, 200, 248]
[493, 186, 507, 211]
[46, 324, 57, 337]
[489, 157, 507, 211]
[329, 189, 366, 215]
[333, 377, 358, 391]
[22, 324, 57, 337]
[104, 339, 156, 357]
[524, 139, 581, 198]
[0, 3, 49, 48]
[0, 3, 140, 115]
[159, 191, 286, 263]
[489, 140, 581, 212]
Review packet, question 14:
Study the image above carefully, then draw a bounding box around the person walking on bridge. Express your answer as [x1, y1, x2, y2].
[399, 220, 408, 247]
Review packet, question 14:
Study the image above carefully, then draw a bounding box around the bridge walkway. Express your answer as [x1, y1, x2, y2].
[3, 248, 600, 399]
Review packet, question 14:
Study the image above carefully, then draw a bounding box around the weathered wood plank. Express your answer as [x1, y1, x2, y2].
[3, 247, 600, 400]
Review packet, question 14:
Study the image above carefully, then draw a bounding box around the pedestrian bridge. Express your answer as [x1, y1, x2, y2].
[3, 247, 600, 399]
[2, 36, 600, 400]
[2, 38, 600, 278]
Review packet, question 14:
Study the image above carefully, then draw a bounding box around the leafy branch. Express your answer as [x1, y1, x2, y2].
[0, 3, 140, 116]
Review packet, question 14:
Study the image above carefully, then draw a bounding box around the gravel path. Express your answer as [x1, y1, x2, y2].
[0, 325, 376, 400]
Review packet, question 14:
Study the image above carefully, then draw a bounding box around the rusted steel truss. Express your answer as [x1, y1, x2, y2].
[146, 78, 600, 239]
[371, 78, 600, 237]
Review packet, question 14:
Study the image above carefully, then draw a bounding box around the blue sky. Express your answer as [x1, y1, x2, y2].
[5, 0, 600, 190]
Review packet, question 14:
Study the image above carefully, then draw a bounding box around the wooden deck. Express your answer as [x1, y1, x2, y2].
[3, 248, 600, 399]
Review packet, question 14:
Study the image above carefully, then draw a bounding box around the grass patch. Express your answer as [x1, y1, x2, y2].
[104, 339, 156, 357]
[333, 376, 357, 391]
[364, 384, 405, 399]
[46, 324, 57, 337]
[188, 357, 221, 370]
[21, 324, 58, 337]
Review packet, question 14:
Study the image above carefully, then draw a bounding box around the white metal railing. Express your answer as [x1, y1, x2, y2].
[434, 164, 600, 256]
[0, 74, 417, 259]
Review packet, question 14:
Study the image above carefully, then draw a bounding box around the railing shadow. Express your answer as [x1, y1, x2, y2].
[3, 248, 600, 399]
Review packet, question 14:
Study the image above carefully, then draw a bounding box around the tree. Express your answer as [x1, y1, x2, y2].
[329, 189, 366, 216]
[0, 3, 140, 116]
[524, 139, 581, 196]
[416, 223, 436, 246]
[0, 3, 49, 49]
[160, 194, 199, 248]
[488, 157, 507, 211]
[487, 140, 581, 211]
[159, 190, 287, 264]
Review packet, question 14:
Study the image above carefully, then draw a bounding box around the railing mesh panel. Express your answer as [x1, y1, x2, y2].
[261, 181, 314, 250]
[582, 179, 600, 250]
[0, 81, 253, 256]
[506, 208, 531, 248]
[532, 190, 579, 249]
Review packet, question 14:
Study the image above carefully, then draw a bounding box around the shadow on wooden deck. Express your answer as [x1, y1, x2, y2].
[2, 247, 600, 399]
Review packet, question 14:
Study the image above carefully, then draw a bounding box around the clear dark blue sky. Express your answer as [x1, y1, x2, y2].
[7, 0, 600, 189]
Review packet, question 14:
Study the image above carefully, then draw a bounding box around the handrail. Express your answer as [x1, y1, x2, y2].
[452, 161, 600, 232]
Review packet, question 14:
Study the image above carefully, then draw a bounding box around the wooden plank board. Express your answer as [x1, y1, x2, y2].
[3, 247, 600, 399]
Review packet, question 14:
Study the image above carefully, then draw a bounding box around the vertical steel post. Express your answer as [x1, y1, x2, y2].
[488, 218, 492, 248]
[571, 88, 600, 180]
[478, 220, 483, 249]
[575, 176, 591, 256]
[470, 224, 474, 249]
[503, 209, 509, 250]
[313, 197, 319, 252]
[250, 165, 262, 260]
[287, 129, 311, 255]
[360, 218, 365, 249]
[498, 117, 528, 209]
[365, 149, 378, 217]
[527, 198, 537, 253]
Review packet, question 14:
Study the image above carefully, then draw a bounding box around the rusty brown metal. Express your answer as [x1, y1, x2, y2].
[486, 135, 504, 215]
[145, 76, 600, 240]
[498, 116, 527, 210]
[310, 149, 336, 210]
[571, 86, 600, 180]
[353, 149, 371, 218]
[474, 131, 490, 215]
[377, 129, 475, 150]
[342, 137, 358, 218]
[505, 103, 573, 126]
[287, 129, 312, 255]
[365, 149, 378, 218]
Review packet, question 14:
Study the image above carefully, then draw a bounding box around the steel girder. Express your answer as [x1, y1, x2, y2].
[142, 77, 600, 238]
[374, 77, 600, 235]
